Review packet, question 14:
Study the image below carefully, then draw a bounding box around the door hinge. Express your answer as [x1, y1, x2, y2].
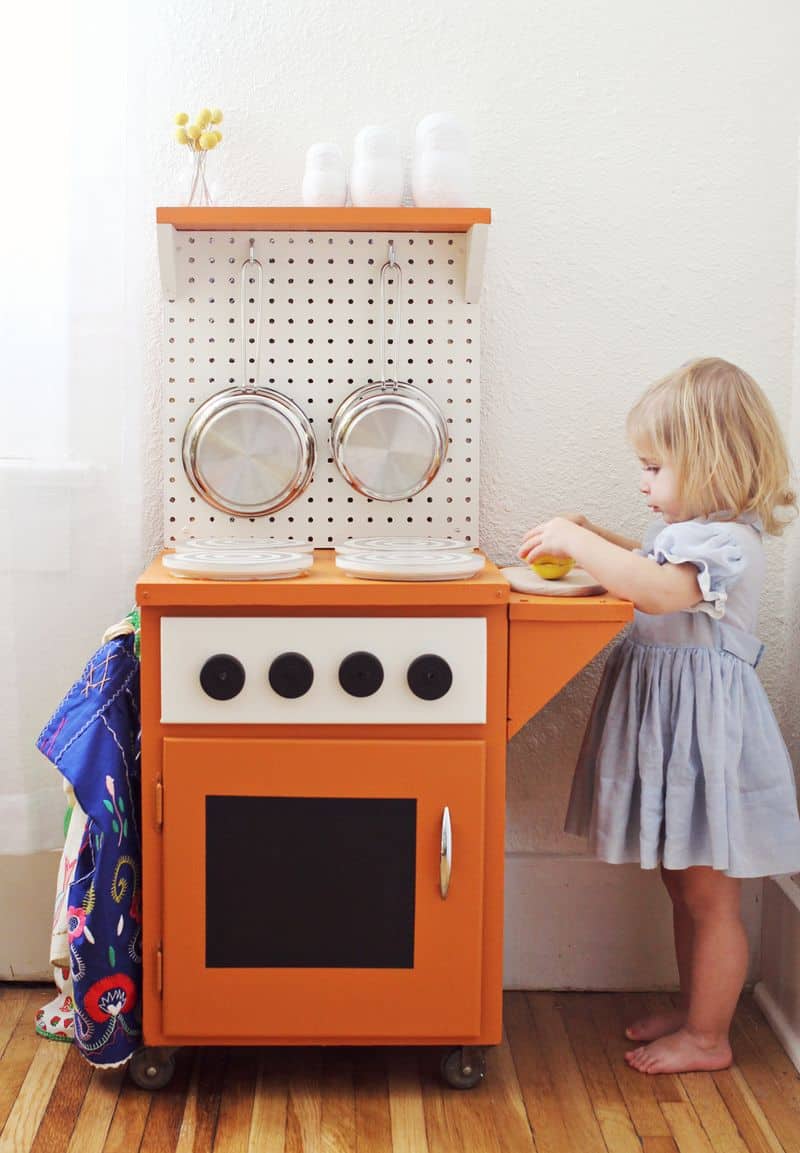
[156, 945, 163, 996]
[155, 780, 164, 828]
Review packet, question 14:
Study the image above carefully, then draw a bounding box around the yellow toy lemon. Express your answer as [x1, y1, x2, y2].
[530, 554, 575, 580]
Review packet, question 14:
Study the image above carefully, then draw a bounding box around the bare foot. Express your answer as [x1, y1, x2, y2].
[625, 1027, 733, 1074]
[624, 1008, 686, 1042]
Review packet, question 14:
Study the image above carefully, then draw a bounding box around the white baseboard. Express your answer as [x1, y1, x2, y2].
[503, 854, 762, 990]
[0, 852, 60, 980]
[1, 849, 768, 993]
[752, 875, 800, 1073]
[753, 981, 800, 1072]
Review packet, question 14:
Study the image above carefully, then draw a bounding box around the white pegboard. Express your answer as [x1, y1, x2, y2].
[162, 231, 480, 546]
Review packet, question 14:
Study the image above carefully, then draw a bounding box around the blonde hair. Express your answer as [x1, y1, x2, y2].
[627, 357, 797, 535]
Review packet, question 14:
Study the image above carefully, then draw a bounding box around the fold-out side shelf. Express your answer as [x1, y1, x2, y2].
[507, 593, 633, 739]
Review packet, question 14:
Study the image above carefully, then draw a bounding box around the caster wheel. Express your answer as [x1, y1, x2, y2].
[128, 1046, 176, 1090]
[440, 1047, 486, 1090]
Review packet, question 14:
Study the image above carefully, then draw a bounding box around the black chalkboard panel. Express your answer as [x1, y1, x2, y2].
[205, 795, 417, 968]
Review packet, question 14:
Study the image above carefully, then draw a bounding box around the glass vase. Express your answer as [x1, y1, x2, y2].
[186, 150, 213, 207]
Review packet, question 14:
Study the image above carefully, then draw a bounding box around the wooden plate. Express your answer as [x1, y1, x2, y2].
[500, 565, 606, 597]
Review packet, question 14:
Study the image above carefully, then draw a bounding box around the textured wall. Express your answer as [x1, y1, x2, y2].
[126, 1, 800, 977]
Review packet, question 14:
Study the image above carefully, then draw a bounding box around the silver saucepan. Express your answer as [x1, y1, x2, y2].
[330, 244, 447, 502]
[182, 242, 316, 517]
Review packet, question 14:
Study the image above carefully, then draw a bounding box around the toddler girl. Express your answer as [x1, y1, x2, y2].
[518, 357, 800, 1075]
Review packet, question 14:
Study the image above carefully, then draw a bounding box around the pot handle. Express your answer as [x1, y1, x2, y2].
[440, 805, 452, 899]
[241, 239, 263, 394]
[379, 242, 403, 387]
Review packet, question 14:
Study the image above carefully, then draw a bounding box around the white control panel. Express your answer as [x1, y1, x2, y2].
[160, 617, 487, 725]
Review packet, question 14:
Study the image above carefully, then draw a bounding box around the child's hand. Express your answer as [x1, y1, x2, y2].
[518, 516, 583, 562]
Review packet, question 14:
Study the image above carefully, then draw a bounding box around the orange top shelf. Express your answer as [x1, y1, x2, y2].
[156, 206, 491, 232]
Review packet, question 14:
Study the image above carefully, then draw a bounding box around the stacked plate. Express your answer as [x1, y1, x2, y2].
[164, 536, 314, 581]
[334, 536, 484, 582]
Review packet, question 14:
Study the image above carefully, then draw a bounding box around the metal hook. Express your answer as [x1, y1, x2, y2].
[387, 240, 396, 266]
[249, 238, 256, 264]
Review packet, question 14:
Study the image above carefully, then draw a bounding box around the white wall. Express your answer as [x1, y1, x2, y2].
[121, 0, 798, 988]
[784, 139, 800, 772]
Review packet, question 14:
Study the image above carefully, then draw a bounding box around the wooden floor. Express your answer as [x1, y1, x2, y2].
[1, 986, 799, 1152]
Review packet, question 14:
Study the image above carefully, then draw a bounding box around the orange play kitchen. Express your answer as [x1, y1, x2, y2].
[134, 207, 631, 1090]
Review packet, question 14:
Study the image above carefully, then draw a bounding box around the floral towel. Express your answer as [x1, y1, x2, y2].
[36, 633, 142, 1068]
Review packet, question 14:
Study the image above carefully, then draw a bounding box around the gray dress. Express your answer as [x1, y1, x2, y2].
[564, 514, 800, 877]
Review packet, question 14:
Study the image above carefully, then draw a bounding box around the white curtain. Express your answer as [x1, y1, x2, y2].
[0, 3, 142, 855]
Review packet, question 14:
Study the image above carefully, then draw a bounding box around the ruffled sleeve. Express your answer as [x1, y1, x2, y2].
[647, 520, 748, 619]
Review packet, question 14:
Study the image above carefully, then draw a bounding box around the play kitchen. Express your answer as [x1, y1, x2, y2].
[133, 206, 631, 1090]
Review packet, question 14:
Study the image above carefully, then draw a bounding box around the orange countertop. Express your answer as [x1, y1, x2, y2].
[137, 550, 633, 620]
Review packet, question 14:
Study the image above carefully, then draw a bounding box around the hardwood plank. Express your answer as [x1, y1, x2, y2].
[486, 1016, 537, 1153]
[175, 1047, 225, 1153]
[587, 992, 672, 1138]
[0, 1036, 70, 1153]
[503, 990, 571, 1153]
[320, 1049, 356, 1153]
[678, 1072, 750, 1153]
[248, 1048, 288, 1153]
[101, 1073, 153, 1153]
[284, 1048, 322, 1153]
[0, 991, 52, 1134]
[443, 1085, 504, 1153]
[388, 1050, 429, 1153]
[660, 1101, 717, 1152]
[0, 987, 28, 1061]
[211, 1049, 257, 1153]
[420, 1055, 459, 1153]
[138, 1047, 194, 1153]
[736, 995, 800, 1113]
[29, 1045, 93, 1153]
[559, 993, 642, 1153]
[353, 1048, 392, 1153]
[642, 1139, 680, 1153]
[527, 991, 607, 1153]
[726, 1017, 800, 1151]
[64, 1064, 126, 1153]
[711, 1067, 786, 1153]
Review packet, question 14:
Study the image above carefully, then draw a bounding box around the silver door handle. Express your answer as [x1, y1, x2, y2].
[440, 806, 452, 899]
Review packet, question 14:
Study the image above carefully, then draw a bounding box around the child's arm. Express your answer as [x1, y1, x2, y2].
[518, 517, 703, 615]
[520, 514, 641, 554]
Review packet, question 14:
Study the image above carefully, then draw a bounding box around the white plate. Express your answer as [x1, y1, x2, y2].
[500, 565, 606, 597]
[164, 550, 313, 581]
[336, 551, 485, 581]
[335, 535, 472, 555]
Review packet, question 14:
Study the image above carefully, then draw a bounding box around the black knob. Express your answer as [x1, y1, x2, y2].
[338, 651, 384, 698]
[199, 654, 246, 701]
[268, 652, 314, 699]
[407, 654, 453, 700]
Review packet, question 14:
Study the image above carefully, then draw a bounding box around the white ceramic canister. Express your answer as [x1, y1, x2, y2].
[412, 112, 475, 207]
[350, 125, 403, 207]
[302, 142, 347, 207]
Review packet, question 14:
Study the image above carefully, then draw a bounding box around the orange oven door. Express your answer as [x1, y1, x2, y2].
[161, 737, 486, 1041]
